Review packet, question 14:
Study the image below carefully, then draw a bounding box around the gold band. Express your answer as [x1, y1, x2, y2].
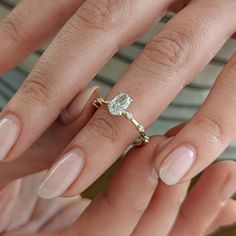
[93, 93, 149, 146]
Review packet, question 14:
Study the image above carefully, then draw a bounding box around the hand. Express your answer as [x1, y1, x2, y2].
[0, 86, 99, 186]
[1, 136, 236, 236]
[0, 0, 235, 198]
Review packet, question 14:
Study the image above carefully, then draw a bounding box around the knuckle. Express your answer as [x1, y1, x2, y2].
[20, 79, 50, 106]
[193, 116, 229, 144]
[19, 65, 54, 105]
[143, 28, 194, 71]
[76, 0, 125, 32]
[88, 109, 120, 142]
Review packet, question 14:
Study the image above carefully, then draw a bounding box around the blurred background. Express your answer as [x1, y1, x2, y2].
[0, 0, 236, 235]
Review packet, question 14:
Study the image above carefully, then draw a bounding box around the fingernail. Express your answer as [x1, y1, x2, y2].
[0, 115, 20, 161]
[159, 144, 196, 185]
[37, 150, 85, 199]
[60, 86, 99, 124]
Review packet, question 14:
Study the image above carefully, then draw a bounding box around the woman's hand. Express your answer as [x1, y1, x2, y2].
[0, 0, 235, 198]
[0, 86, 99, 186]
[1, 136, 236, 236]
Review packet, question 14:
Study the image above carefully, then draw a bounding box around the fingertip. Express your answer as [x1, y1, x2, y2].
[0, 114, 21, 162]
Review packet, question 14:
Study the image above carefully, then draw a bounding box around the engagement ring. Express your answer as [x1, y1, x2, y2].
[93, 92, 150, 146]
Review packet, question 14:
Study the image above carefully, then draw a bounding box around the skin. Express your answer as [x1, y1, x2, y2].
[0, 96, 235, 236]
[0, 88, 99, 186]
[1, 136, 236, 236]
[0, 0, 235, 200]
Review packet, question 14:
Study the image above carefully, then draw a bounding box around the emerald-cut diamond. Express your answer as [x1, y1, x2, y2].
[108, 92, 133, 115]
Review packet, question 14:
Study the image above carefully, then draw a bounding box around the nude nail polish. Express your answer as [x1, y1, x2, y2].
[159, 145, 196, 185]
[0, 115, 20, 161]
[60, 86, 99, 124]
[37, 150, 85, 199]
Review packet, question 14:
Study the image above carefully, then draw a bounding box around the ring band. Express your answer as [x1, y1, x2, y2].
[93, 92, 150, 146]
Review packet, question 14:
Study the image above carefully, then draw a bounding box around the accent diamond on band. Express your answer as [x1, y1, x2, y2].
[93, 92, 150, 146]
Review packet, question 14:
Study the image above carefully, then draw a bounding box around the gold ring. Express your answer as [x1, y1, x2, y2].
[93, 92, 149, 146]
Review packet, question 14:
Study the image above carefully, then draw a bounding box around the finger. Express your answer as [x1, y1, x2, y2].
[0, 180, 21, 233]
[40, 0, 236, 197]
[0, 86, 98, 184]
[40, 198, 90, 233]
[0, 0, 85, 75]
[64, 136, 162, 236]
[164, 123, 186, 137]
[131, 181, 189, 236]
[156, 52, 236, 186]
[207, 199, 236, 234]
[169, 1, 236, 39]
[169, 161, 236, 236]
[0, 0, 173, 163]
[5, 173, 82, 235]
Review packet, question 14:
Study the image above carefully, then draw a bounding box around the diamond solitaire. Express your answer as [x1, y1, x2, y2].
[93, 92, 149, 146]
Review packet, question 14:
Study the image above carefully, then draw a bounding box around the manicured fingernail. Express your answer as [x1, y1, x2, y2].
[159, 145, 196, 185]
[0, 115, 20, 161]
[37, 150, 85, 199]
[60, 86, 99, 124]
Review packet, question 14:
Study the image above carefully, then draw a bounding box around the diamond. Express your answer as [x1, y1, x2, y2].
[108, 93, 133, 116]
[138, 125, 145, 132]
